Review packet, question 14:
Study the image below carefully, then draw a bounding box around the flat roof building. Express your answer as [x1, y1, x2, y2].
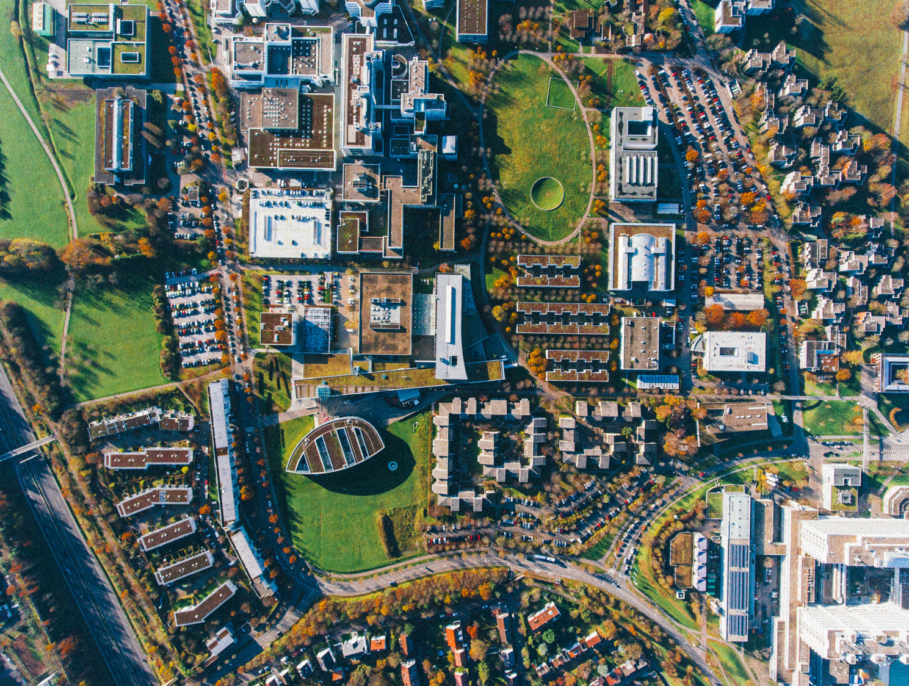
[821, 463, 862, 511]
[608, 223, 675, 294]
[693, 331, 766, 372]
[620, 317, 662, 371]
[720, 493, 754, 643]
[66, 4, 150, 78]
[876, 353, 909, 392]
[456, 0, 488, 42]
[516, 302, 610, 336]
[116, 486, 193, 517]
[610, 107, 659, 202]
[701, 403, 770, 434]
[545, 350, 610, 383]
[228, 24, 333, 88]
[341, 33, 383, 156]
[358, 272, 414, 357]
[704, 293, 766, 311]
[154, 551, 213, 585]
[208, 379, 238, 528]
[260, 312, 295, 346]
[516, 255, 581, 288]
[94, 86, 147, 187]
[32, 2, 56, 39]
[248, 188, 332, 259]
[104, 447, 193, 470]
[246, 93, 335, 170]
[173, 581, 237, 627]
[300, 306, 332, 353]
[434, 274, 467, 381]
[229, 527, 278, 599]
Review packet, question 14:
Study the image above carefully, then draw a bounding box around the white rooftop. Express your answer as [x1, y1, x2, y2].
[697, 331, 766, 372]
[249, 188, 332, 259]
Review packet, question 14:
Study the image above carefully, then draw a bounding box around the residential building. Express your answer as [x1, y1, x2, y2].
[208, 379, 238, 528]
[527, 602, 560, 632]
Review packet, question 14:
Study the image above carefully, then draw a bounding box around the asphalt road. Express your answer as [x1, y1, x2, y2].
[0, 368, 157, 686]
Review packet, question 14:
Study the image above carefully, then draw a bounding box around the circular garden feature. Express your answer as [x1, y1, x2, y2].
[530, 177, 565, 210]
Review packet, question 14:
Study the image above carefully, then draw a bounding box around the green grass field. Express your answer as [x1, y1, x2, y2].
[708, 640, 753, 686]
[580, 57, 645, 109]
[744, 0, 902, 133]
[254, 352, 292, 413]
[66, 266, 168, 401]
[692, 0, 716, 36]
[801, 400, 865, 436]
[0, 0, 70, 248]
[0, 272, 67, 354]
[486, 54, 590, 242]
[547, 78, 577, 110]
[268, 410, 433, 573]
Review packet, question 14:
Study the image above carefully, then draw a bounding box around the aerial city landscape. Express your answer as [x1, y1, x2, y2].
[1, 0, 909, 684]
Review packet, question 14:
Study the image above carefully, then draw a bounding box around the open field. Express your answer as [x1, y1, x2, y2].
[801, 400, 866, 436]
[0, 273, 67, 354]
[547, 77, 577, 110]
[879, 393, 909, 431]
[692, 0, 716, 36]
[531, 177, 565, 209]
[254, 352, 292, 413]
[66, 266, 168, 401]
[486, 54, 590, 242]
[744, 0, 902, 133]
[267, 410, 433, 572]
[708, 640, 753, 686]
[0, 0, 70, 248]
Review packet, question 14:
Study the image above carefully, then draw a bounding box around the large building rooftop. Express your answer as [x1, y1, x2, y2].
[434, 274, 466, 381]
[287, 417, 384, 474]
[609, 223, 675, 293]
[620, 316, 662, 371]
[610, 107, 659, 202]
[247, 93, 335, 170]
[456, 0, 488, 40]
[694, 331, 766, 372]
[67, 4, 149, 77]
[248, 188, 332, 260]
[358, 272, 414, 356]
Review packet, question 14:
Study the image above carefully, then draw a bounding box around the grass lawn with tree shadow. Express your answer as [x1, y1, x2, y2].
[268, 409, 433, 573]
[743, 0, 901, 134]
[485, 54, 591, 242]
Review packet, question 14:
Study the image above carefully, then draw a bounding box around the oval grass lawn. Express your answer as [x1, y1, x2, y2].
[485, 54, 591, 242]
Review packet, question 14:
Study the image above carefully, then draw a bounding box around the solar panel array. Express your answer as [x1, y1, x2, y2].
[728, 571, 750, 611]
[729, 543, 750, 568]
[727, 614, 748, 637]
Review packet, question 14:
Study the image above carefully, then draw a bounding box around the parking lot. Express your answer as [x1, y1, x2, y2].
[638, 64, 780, 231]
[262, 270, 359, 353]
[164, 271, 223, 368]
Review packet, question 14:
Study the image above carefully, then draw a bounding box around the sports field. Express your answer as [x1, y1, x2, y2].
[486, 54, 591, 242]
[268, 410, 433, 572]
[744, 0, 902, 133]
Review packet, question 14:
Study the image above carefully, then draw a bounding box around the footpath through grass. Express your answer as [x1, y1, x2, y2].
[0, 0, 69, 248]
[486, 54, 590, 242]
[268, 410, 433, 573]
[708, 640, 754, 686]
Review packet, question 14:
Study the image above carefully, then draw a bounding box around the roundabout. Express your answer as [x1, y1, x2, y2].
[530, 176, 565, 210]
